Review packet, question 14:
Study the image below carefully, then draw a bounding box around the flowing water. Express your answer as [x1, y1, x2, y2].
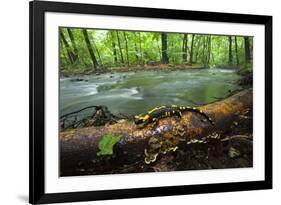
[60, 69, 242, 117]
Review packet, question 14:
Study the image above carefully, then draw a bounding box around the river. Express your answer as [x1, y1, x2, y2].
[60, 69, 242, 117]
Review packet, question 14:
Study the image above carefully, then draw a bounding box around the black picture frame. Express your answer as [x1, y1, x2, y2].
[29, 0, 272, 204]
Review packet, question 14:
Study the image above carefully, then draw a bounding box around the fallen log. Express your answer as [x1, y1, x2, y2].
[60, 89, 252, 176]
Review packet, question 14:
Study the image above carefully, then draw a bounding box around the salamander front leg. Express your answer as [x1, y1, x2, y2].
[174, 110, 182, 123]
[151, 118, 159, 129]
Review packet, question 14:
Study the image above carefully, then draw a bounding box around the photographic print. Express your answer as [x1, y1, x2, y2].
[30, 1, 272, 203]
[59, 28, 253, 176]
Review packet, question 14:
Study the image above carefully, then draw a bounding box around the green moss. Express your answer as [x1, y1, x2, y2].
[97, 133, 121, 156]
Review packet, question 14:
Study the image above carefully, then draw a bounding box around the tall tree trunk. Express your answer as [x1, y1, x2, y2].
[235, 36, 239, 66]
[161, 33, 169, 64]
[123, 32, 130, 66]
[244, 36, 250, 64]
[228, 36, 233, 66]
[60, 30, 74, 64]
[138, 32, 143, 64]
[66, 28, 79, 63]
[134, 42, 139, 63]
[60, 41, 70, 65]
[207, 36, 212, 66]
[182, 34, 188, 63]
[202, 36, 207, 65]
[93, 42, 102, 66]
[116, 31, 124, 64]
[110, 32, 118, 65]
[189, 34, 195, 64]
[194, 36, 201, 63]
[82, 29, 98, 69]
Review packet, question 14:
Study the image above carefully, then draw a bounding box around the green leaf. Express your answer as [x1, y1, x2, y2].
[96, 133, 121, 156]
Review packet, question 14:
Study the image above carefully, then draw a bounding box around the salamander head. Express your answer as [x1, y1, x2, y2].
[134, 114, 150, 125]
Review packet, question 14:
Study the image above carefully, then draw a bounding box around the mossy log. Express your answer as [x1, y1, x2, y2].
[60, 89, 252, 176]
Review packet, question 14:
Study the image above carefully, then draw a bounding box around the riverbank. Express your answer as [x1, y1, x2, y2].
[60, 63, 206, 77]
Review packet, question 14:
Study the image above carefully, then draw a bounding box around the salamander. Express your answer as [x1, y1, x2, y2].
[134, 105, 214, 128]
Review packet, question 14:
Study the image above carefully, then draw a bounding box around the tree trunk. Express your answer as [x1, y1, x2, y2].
[202, 36, 207, 66]
[93, 42, 102, 66]
[60, 30, 74, 64]
[228, 36, 233, 66]
[82, 29, 98, 69]
[161, 33, 169, 64]
[66, 28, 79, 63]
[189, 34, 195, 64]
[139, 32, 143, 64]
[194, 36, 201, 63]
[133, 33, 139, 63]
[60, 40, 70, 65]
[182, 34, 188, 63]
[60, 89, 252, 176]
[110, 32, 118, 65]
[207, 36, 212, 66]
[116, 31, 124, 64]
[123, 32, 130, 66]
[235, 36, 239, 66]
[244, 36, 250, 64]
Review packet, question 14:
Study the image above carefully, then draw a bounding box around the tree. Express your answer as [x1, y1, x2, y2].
[116, 31, 124, 64]
[60, 30, 75, 64]
[189, 34, 195, 64]
[161, 33, 169, 64]
[123, 32, 130, 66]
[110, 32, 118, 65]
[138, 32, 143, 64]
[207, 36, 212, 66]
[93, 42, 102, 66]
[228, 36, 233, 66]
[66, 28, 79, 63]
[182, 34, 188, 63]
[82, 29, 98, 69]
[244, 36, 250, 64]
[234, 36, 239, 66]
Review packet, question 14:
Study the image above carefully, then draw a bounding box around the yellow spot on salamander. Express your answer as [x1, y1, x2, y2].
[143, 115, 149, 121]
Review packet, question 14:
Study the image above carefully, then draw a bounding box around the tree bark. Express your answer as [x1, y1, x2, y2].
[82, 29, 98, 69]
[60, 89, 252, 176]
[110, 32, 118, 65]
[189, 34, 195, 64]
[228, 36, 233, 66]
[60, 30, 74, 64]
[194, 36, 201, 63]
[93, 42, 102, 66]
[66, 28, 79, 63]
[207, 36, 212, 66]
[182, 34, 188, 63]
[235, 36, 239, 66]
[161, 33, 169, 64]
[244, 36, 250, 64]
[133, 33, 139, 63]
[139, 32, 143, 64]
[123, 32, 130, 66]
[116, 31, 124, 64]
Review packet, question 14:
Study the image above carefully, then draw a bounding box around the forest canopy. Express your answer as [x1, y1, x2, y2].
[59, 27, 253, 73]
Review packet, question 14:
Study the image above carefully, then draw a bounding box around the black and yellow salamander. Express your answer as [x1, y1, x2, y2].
[134, 105, 214, 128]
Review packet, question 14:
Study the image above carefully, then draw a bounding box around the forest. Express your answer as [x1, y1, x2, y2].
[59, 27, 253, 74]
[59, 27, 254, 176]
